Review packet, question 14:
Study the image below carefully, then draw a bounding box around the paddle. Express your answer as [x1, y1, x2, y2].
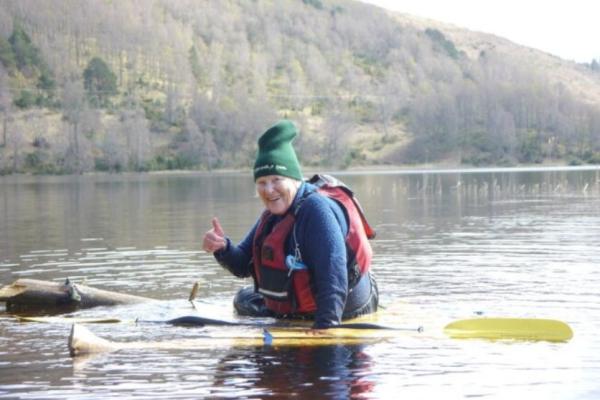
[19, 314, 574, 341]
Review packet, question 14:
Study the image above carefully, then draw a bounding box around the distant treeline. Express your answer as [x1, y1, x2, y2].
[0, 0, 599, 174]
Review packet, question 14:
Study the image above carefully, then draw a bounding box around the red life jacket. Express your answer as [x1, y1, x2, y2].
[252, 174, 375, 316]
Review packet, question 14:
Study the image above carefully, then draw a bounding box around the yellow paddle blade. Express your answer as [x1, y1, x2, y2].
[444, 318, 573, 342]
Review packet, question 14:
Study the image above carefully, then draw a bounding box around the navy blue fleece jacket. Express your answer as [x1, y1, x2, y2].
[214, 182, 372, 328]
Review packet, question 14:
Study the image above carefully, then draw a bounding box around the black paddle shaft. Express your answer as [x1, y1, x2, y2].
[146, 316, 422, 332]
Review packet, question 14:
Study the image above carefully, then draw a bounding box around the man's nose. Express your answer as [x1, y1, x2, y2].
[264, 182, 277, 193]
[265, 180, 281, 191]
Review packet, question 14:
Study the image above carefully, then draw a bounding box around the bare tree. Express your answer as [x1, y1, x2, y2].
[119, 107, 151, 171]
[6, 118, 25, 172]
[487, 107, 517, 162]
[164, 82, 182, 126]
[178, 117, 220, 169]
[375, 72, 409, 139]
[101, 118, 127, 172]
[179, 117, 203, 167]
[409, 87, 459, 161]
[0, 64, 11, 147]
[322, 102, 354, 167]
[62, 78, 93, 173]
[0, 7, 12, 38]
[201, 128, 219, 170]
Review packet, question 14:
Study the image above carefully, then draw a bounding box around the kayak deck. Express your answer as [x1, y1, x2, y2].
[67, 323, 403, 356]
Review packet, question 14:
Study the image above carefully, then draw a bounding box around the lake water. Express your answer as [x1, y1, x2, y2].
[1, 167, 599, 399]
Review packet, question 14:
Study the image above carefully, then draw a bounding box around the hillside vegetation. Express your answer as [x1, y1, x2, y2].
[1, 0, 600, 174]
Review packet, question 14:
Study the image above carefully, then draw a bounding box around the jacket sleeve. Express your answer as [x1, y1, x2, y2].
[296, 197, 349, 329]
[213, 220, 258, 278]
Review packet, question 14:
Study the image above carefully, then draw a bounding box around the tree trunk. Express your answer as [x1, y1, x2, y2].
[0, 278, 153, 313]
[11, 134, 18, 172]
[1, 113, 6, 147]
[72, 121, 81, 174]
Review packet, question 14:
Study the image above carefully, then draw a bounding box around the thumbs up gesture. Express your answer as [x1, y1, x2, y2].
[202, 217, 227, 253]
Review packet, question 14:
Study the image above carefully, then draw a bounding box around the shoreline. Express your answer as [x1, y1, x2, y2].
[1, 163, 600, 182]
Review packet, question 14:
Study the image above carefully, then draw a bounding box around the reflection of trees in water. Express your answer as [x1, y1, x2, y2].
[210, 345, 374, 399]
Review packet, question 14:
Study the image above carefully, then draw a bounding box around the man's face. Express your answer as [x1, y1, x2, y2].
[256, 175, 300, 215]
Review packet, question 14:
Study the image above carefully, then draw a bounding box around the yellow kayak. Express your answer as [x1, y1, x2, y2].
[67, 322, 408, 356]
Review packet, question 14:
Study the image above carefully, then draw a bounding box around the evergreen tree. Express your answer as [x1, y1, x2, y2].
[36, 69, 56, 106]
[8, 25, 43, 72]
[83, 56, 118, 107]
[5, 24, 55, 107]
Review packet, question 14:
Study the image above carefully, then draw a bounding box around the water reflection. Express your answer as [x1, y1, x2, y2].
[210, 345, 374, 399]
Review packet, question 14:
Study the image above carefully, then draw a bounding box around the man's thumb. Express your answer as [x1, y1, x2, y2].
[212, 217, 224, 236]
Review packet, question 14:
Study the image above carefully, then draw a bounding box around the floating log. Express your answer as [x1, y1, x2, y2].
[0, 278, 153, 313]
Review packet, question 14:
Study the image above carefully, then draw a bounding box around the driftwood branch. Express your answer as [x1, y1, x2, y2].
[0, 278, 152, 313]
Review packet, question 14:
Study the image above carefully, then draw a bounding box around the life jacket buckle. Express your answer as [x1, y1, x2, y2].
[285, 254, 307, 277]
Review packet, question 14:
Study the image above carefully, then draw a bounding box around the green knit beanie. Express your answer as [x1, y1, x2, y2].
[253, 120, 303, 181]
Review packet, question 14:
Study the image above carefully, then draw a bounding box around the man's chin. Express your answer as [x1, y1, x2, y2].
[267, 202, 287, 215]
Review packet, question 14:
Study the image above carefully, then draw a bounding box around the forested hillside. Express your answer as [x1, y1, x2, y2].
[1, 0, 600, 174]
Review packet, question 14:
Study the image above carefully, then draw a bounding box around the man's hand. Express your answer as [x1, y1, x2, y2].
[202, 217, 227, 253]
